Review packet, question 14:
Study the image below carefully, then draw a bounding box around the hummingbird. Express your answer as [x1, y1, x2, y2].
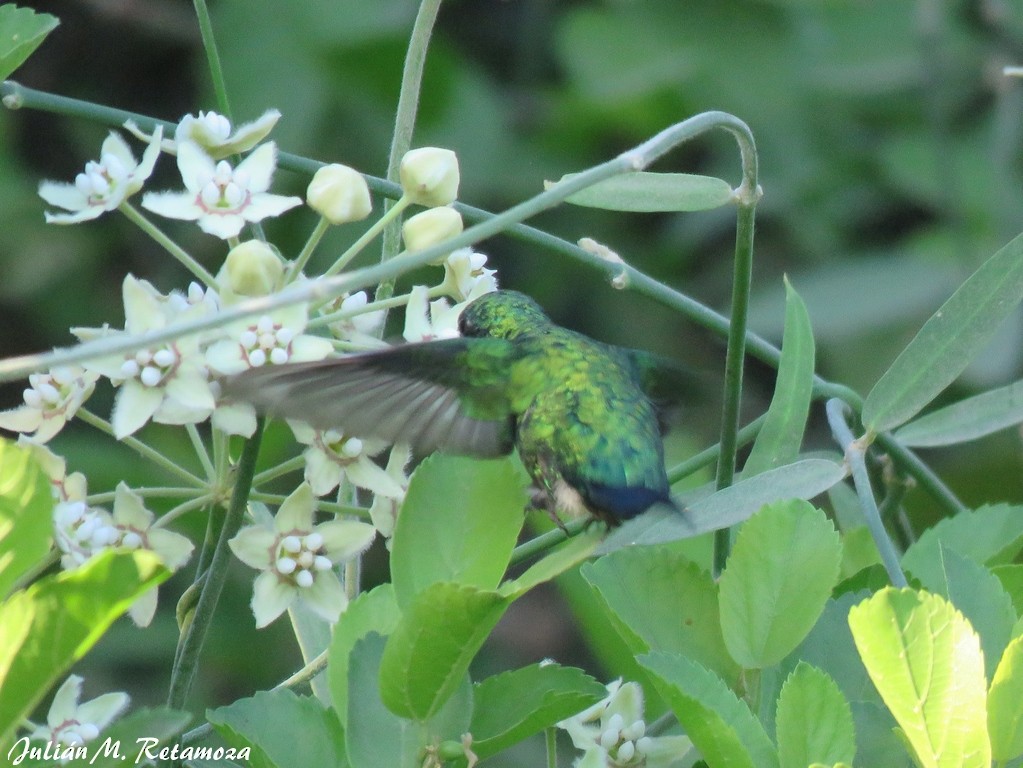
[225, 290, 690, 526]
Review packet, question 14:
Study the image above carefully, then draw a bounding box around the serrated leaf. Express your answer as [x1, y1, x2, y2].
[581, 543, 739, 684]
[391, 455, 525, 610]
[719, 500, 842, 668]
[988, 634, 1023, 761]
[776, 662, 856, 768]
[863, 231, 1023, 432]
[88, 707, 194, 768]
[0, 4, 59, 81]
[379, 582, 508, 721]
[908, 545, 1016, 680]
[0, 438, 54, 598]
[744, 278, 815, 476]
[993, 564, 1023, 615]
[894, 379, 1023, 446]
[470, 663, 605, 758]
[208, 688, 344, 768]
[327, 583, 400, 728]
[848, 588, 991, 768]
[639, 651, 779, 768]
[500, 525, 602, 599]
[0, 550, 167, 751]
[600, 458, 847, 551]
[902, 503, 1023, 572]
[546, 171, 734, 211]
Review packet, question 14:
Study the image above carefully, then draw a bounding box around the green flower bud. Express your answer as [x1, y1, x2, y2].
[401, 207, 463, 252]
[223, 240, 284, 296]
[399, 147, 460, 206]
[306, 164, 372, 224]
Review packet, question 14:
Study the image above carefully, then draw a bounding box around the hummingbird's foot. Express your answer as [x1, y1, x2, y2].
[526, 486, 571, 533]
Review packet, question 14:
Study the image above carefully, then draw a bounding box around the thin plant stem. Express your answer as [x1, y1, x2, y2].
[119, 202, 219, 287]
[508, 517, 589, 567]
[826, 399, 907, 587]
[668, 415, 765, 484]
[253, 455, 306, 486]
[545, 727, 557, 768]
[86, 487, 205, 505]
[155, 494, 218, 528]
[323, 196, 412, 279]
[186, 423, 216, 482]
[192, 0, 232, 119]
[168, 418, 264, 709]
[285, 216, 331, 284]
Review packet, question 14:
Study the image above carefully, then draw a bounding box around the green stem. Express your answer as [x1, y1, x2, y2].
[324, 197, 412, 279]
[186, 423, 216, 482]
[77, 408, 207, 488]
[192, 0, 232, 119]
[285, 216, 331, 284]
[119, 202, 219, 287]
[168, 418, 264, 709]
[826, 400, 907, 587]
[545, 726, 557, 768]
[668, 415, 765, 484]
[252, 455, 306, 486]
[508, 517, 589, 567]
[377, 0, 444, 301]
[307, 286, 418, 331]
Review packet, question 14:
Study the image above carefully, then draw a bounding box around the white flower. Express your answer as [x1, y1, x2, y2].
[0, 366, 97, 443]
[558, 680, 691, 768]
[367, 444, 410, 540]
[126, 110, 282, 160]
[401, 206, 463, 252]
[307, 164, 372, 224]
[399, 147, 460, 206]
[26, 675, 129, 755]
[402, 285, 464, 342]
[290, 421, 407, 499]
[16, 437, 87, 502]
[326, 291, 386, 348]
[54, 482, 194, 626]
[141, 141, 302, 239]
[73, 275, 217, 439]
[229, 483, 376, 627]
[219, 239, 285, 298]
[440, 248, 498, 302]
[38, 127, 163, 224]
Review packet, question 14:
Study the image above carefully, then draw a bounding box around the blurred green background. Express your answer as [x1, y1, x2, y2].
[4, 0, 1023, 758]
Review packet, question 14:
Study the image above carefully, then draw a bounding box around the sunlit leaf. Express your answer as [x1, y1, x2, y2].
[776, 663, 856, 768]
[0, 4, 59, 81]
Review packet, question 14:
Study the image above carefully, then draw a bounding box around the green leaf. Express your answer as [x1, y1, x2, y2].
[600, 458, 847, 550]
[848, 588, 991, 768]
[0, 549, 167, 751]
[379, 582, 508, 721]
[469, 663, 605, 758]
[0, 4, 59, 81]
[776, 662, 856, 768]
[902, 503, 1023, 571]
[993, 564, 1023, 615]
[907, 545, 1016, 680]
[719, 500, 842, 668]
[546, 171, 734, 211]
[581, 543, 739, 685]
[390, 455, 525, 609]
[208, 689, 345, 768]
[83, 707, 198, 768]
[863, 231, 1023, 432]
[327, 583, 400, 728]
[894, 379, 1023, 446]
[346, 634, 421, 768]
[500, 525, 602, 599]
[0, 438, 54, 598]
[639, 651, 779, 768]
[744, 278, 816, 476]
[988, 634, 1023, 762]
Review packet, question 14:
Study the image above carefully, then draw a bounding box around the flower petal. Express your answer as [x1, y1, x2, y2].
[275, 483, 316, 532]
[242, 192, 304, 222]
[0, 405, 43, 432]
[345, 456, 406, 498]
[76, 691, 130, 730]
[38, 180, 89, 211]
[47, 675, 84, 726]
[176, 140, 216, 192]
[235, 142, 278, 192]
[128, 587, 158, 627]
[111, 382, 163, 439]
[212, 401, 258, 437]
[252, 571, 293, 628]
[287, 334, 335, 362]
[317, 519, 376, 562]
[112, 482, 153, 528]
[302, 571, 347, 623]
[197, 211, 246, 240]
[228, 525, 276, 569]
[164, 372, 215, 411]
[147, 528, 195, 569]
[141, 190, 202, 221]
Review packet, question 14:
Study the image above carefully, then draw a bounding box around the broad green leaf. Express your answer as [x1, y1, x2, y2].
[839, 527, 882, 580]
[908, 545, 1016, 680]
[993, 564, 1023, 615]
[863, 231, 1023, 432]
[776, 662, 856, 768]
[546, 171, 733, 211]
[346, 634, 420, 768]
[500, 525, 602, 599]
[469, 663, 605, 758]
[581, 543, 739, 685]
[848, 588, 991, 768]
[988, 634, 1023, 761]
[0, 550, 167, 751]
[639, 652, 779, 768]
[379, 582, 508, 721]
[719, 500, 842, 668]
[327, 584, 400, 728]
[390, 455, 525, 610]
[0, 4, 59, 81]
[894, 379, 1023, 446]
[86, 707, 193, 768]
[902, 503, 1023, 571]
[208, 689, 345, 768]
[744, 278, 816, 476]
[600, 458, 846, 551]
[287, 599, 332, 704]
[0, 438, 53, 598]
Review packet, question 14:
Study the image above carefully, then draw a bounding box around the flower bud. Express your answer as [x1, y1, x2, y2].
[223, 240, 284, 297]
[401, 207, 464, 252]
[399, 147, 460, 206]
[307, 164, 372, 224]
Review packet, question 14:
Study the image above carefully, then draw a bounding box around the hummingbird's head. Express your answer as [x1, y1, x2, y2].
[458, 290, 550, 340]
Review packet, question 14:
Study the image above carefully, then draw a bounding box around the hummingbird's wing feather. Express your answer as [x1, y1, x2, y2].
[223, 338, 522, 457]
